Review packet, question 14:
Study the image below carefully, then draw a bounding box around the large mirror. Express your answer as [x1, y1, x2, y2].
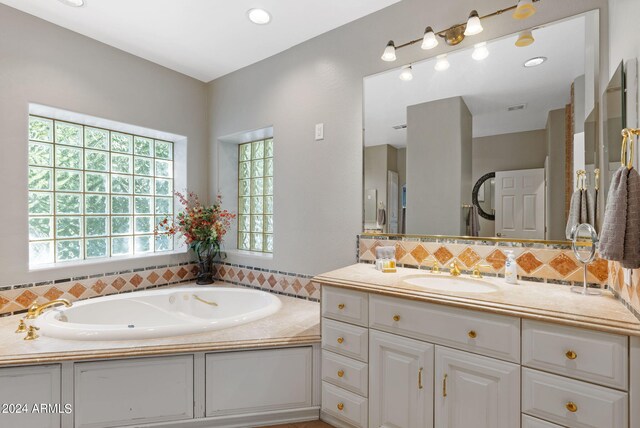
[363, 11, 600, 242]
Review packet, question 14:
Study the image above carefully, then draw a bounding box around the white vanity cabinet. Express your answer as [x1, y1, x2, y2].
[320, 285, 636, 428]
[434, 346, 520, 428]
[0, 364, 62, 428]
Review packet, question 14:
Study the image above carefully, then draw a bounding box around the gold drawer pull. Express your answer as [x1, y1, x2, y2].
[566, 402, 578, 413]
[393, 314, 401, 322]
[443, 374, 448, 397]
[337, 402, 344, 411]
[337, 369, 344, 378]
[468, 330, 477, 339]
[418, 367, 424, 389]
[566, 350, 577, 360]
[338, 303, 345, 310]
[337, 337, 344, 344]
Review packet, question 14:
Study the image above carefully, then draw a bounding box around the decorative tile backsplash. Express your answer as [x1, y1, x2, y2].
[609, 262, 640, 316]
[212, 262, 320, 301]
[0, 263, 199, 316]
[358, 235, 609, 286]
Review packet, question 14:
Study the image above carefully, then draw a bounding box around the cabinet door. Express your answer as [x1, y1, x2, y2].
[0, 364, 61, 428]
[370, 330, 434, 428]
[435, 346, 519, 428]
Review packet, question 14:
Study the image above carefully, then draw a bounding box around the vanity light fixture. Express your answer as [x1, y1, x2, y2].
[472, 42, 489, 61]
[399, 65, 414, 81]
[515, 30, 535, 47]
[381, 40, 397, 62]
[379, 0, 540, 61]
[57, 0, 84, 6]
[524, 56, 547, 67]
[434, 54, 450, 71]
[247, 8, 271, 25]
[421, 27, 439, 50]
[464, 10, 483, 36]
[513, 0, 537, 20]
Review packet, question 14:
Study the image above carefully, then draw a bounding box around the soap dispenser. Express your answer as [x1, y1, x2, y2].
[504, 250, 518, 284]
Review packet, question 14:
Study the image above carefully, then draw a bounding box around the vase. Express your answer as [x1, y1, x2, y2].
[195, 243, 220, 285]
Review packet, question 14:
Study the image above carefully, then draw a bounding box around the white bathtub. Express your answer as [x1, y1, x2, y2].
[35, 286, 282, 341]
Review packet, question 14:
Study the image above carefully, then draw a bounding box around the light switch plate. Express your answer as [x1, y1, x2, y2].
[315, 123, 324, 141]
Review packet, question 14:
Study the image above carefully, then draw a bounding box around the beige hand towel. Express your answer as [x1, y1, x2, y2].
[623, 168, 640, 268]
[599, 166, 630, 263]
[565, 189, 582, 239]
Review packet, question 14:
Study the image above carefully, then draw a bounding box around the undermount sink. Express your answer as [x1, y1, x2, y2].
[402, 274, 500, 294]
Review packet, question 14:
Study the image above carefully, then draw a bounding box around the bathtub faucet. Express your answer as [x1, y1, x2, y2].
[26, 299, 72, 319]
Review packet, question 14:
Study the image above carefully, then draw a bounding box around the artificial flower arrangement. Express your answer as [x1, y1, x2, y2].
[156, 191, 235, 284]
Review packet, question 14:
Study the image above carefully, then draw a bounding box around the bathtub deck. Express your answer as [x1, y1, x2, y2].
[0, 285, 320, 366]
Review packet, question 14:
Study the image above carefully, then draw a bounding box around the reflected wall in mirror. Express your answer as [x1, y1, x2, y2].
[363, 10, 600, 242]
[603, 61, 626, 201]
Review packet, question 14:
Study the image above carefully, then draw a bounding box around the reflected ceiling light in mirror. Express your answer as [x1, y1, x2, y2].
[464, 10, 483, 36]
[381, 40, 397, 62]
[524, 56, 547, 67]
[472, 42, 489, 61]
[513, 0, 537, 20]
[421, 27, 439, 50]
[434, 54, 450, 71]
[247, 8, 271, 25]
[515, 30, 535, 47]
[57, 0, 84, 6]
[399, 65, 414, 81]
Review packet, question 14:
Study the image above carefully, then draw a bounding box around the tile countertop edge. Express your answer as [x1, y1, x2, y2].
[314, 273, 640, 338]
[0, 335, 321, 367]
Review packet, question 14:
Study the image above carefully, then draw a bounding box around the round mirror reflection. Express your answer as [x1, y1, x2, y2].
[472, 172, 496, 221]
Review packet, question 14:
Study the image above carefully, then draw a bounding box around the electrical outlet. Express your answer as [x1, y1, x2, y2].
[315, 123, 324, 141]
[624, 269, 633, 287]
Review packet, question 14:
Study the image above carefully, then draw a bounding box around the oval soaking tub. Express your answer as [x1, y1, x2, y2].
[34, 286, 282, 341]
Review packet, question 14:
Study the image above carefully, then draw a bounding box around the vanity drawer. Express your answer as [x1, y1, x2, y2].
[322, 350, 368, 397]
[369, 295, 520, 362]
[322, 381, 368, 428]
[322, 286, 368, 327]
[522, 320, 628, 390]
[522, 368, 628, 428]
[322, 318, 368, 362]
[522, 415, 564, 428]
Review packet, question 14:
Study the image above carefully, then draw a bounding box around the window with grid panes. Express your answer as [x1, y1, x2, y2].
[27, 115, 175, 265]
[237, 139, 273, 253]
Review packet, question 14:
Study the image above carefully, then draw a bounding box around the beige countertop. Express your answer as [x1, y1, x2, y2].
[0, 284, 320, 367]
[314, 263, 640, 337]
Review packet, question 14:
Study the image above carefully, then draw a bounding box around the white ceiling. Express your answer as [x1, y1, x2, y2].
[364, 15, 586, 147]
[0, 0, 400, 82]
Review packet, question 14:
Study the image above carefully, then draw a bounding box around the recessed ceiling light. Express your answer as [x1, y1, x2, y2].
[57, 0, 84, 7]
[247, 8, 271, 25]
[524, 56, 547, 67]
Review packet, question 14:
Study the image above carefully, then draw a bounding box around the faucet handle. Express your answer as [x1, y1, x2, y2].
[472, 264, 492, 279]
[432, 260, 440, 274]
[15, 318, 27, 334]
[24, 326, 40, 341]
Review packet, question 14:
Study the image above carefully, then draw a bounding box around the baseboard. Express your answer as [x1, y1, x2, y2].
[128, 406, 320, 428]
[320, 410, 358, 428]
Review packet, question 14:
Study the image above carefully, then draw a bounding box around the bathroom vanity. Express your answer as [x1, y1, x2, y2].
[0, 291, 321, 428]
[316, 264, 640, 428]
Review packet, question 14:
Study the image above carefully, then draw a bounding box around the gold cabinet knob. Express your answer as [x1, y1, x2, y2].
[566, 350, 577, 360]
[337, 337, 344, 344]
[393, 315, 401, 322]
[337, 369, 344, 378]
[337, 402, 344, 411]
[566, 402, 578, 413]
[468, 330, 477, 339]
[338, 303, 345, 310]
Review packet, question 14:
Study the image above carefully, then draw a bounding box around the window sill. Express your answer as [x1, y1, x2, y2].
[224, 249, 274, 260]
[29, 249, 189, 272]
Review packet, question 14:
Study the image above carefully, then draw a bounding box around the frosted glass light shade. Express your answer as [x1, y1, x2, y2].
[399, 66, 413, 81]
[515, 30, 535, 47]
[472, 42, 489, 61]
[513, 0, 536, 20]
[421, 27, 438, 50]
[381, 41, 397, 62]
[464, 10, 483, 36]
[435, 54, 450, 71]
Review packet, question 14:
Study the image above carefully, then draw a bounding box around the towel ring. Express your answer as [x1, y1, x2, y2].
[621, 128, 638, 170]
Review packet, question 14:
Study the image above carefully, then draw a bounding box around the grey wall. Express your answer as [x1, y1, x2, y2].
[207, 0, 608, 275]
[406, 97, 471, 235]
[0, 5, 209, 285]
[472, 129, 548, 236]
[546, 108, 568, 240]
